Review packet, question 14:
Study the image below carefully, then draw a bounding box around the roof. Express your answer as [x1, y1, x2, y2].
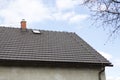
[0, 27, 112, 66]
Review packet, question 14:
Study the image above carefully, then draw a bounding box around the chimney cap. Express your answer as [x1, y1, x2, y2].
[21, 19, 26, 21]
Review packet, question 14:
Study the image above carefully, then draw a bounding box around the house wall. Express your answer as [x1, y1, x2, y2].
[0, 67, 105, 80]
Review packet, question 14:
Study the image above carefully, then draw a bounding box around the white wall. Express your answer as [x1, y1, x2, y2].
[0, 67, 105, 80]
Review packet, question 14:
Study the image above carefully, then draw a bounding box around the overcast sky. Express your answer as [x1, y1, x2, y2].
[0, 0, 120, 80]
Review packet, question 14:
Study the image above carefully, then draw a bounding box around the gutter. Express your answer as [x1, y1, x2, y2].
[98, 67, 105, 80]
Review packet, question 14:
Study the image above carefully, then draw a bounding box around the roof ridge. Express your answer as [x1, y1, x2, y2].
[0, 26, 19, 29]
[38, 29, 74, 34]
[0, 26, 75, 34]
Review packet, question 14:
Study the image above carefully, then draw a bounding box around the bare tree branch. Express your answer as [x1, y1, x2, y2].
[83, 0, 120, 37]
[112, 0, 120, 3]
[105, 10, 120, 15]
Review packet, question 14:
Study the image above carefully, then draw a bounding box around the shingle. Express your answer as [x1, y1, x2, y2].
[0, 27, 112, 66]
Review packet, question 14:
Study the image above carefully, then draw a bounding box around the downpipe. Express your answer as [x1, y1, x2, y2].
[98, 67, 105, 80]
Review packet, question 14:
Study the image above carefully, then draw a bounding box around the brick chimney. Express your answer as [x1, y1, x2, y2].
[21, 19, 26, 31]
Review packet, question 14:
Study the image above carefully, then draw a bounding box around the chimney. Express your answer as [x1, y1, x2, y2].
[21, 19, 26, 31]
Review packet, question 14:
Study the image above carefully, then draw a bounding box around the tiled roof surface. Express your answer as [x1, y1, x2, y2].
[0, 27, 111, 66]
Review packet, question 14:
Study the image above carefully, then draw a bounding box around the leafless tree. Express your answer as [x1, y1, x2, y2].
[83, 0, 120, 37]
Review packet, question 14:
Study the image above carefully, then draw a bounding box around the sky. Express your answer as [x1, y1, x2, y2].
[0, 0, 120, 80]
